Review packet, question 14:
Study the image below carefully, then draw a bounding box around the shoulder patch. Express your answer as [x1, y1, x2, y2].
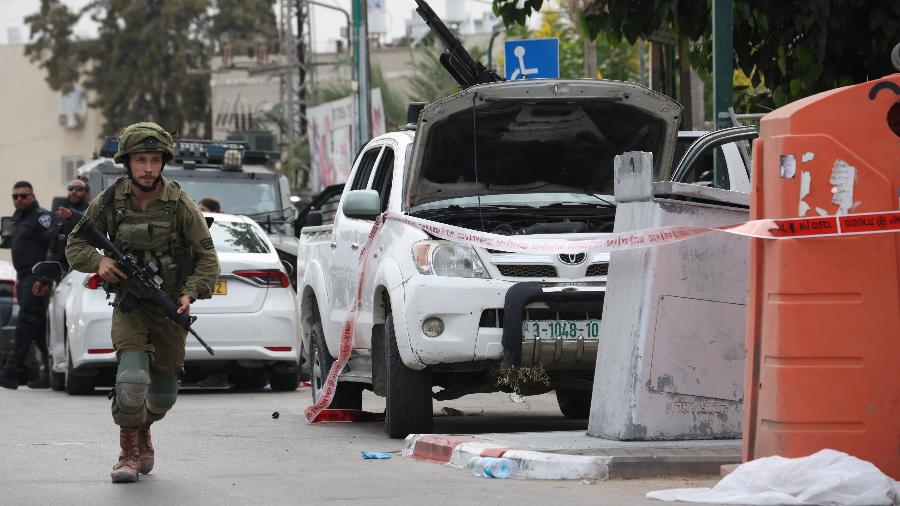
[38, 214, 53, 229]
[200, 237, 215, 250]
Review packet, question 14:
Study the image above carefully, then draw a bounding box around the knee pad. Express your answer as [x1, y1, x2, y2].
[115, 352, 150, 414]
[147, 373, 179, 414]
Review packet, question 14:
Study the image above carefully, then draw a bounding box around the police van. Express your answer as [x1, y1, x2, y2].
[77, 138, 300, 286]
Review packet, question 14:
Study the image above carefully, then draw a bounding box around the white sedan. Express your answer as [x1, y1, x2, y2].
[46, 213, 302, 394]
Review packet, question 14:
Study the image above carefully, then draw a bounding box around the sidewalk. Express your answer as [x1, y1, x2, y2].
[404, 430, 742, 480]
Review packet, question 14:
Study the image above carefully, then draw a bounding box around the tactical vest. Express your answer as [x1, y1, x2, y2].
[100, 177, 194, 294]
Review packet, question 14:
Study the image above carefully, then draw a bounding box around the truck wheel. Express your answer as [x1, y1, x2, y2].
[384, 312, 432, 438]
[309, 321, 362, 409]
[555, 388, 592, 419]
[268, 369, 299, 391]
[64, 343, 94, 395]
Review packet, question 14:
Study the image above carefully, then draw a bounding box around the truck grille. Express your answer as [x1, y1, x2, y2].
[497, 265, 557, 277]
[586, 263, 609, 276]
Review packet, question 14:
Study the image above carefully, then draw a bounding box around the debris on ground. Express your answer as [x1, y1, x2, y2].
[646, 449, 896, 505]
[361, 451, 394, 460]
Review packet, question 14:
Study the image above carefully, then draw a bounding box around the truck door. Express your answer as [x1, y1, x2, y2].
[351, 143, 396, 349]
[671, 126, 758, 192]
[325, 145, 383, 352]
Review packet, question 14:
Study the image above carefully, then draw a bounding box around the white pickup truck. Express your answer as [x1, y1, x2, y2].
[296, 79, 756, 438]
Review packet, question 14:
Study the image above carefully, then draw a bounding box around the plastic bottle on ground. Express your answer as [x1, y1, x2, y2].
[467, 456, 515, 479]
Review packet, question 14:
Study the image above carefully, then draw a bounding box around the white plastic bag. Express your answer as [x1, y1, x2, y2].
[647, 449, 897, 505]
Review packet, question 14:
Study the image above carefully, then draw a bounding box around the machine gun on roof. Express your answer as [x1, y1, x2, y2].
[414, 0, 503, 90]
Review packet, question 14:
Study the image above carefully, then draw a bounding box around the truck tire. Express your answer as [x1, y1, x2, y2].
[309, 321, 362, 409]
[555, 388, 592, 419]
[384, 312, 432, 438]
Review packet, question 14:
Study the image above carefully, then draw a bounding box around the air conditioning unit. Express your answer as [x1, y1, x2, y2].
[58, 112, 81, 130]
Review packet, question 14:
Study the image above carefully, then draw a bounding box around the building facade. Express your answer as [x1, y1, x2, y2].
[0, 44, 103, 262]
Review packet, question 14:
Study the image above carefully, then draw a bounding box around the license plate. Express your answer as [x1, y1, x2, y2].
[213, 280, 227, 296]
[522, 320, 601, 340]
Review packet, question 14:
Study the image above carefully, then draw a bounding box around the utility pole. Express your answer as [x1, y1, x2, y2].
[712, 0, 733, 186]
[296, 0, 312, 139]
[281, 0, 297, 146]
[352, 0, 371, 152]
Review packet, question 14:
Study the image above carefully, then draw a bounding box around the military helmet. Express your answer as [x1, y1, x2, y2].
[113, 122, 176, 164]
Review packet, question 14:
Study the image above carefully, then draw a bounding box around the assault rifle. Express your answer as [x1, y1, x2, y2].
[414, 0, 502, 89]
[77, 218, 215, 356]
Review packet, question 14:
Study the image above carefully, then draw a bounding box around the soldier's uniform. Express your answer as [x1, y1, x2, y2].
[65, 122, 219, 483]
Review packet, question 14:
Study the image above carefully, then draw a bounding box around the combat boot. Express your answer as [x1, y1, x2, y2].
[110, 427, 140, 483]
[138, 423, 154, 474]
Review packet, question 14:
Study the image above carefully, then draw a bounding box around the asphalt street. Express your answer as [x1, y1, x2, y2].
[0, 385, 718, 505]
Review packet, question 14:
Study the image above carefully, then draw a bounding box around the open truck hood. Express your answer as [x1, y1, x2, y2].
[403, 79, 682, 211]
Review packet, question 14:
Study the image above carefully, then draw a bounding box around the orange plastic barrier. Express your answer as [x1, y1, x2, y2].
[744, 74, 900, 478]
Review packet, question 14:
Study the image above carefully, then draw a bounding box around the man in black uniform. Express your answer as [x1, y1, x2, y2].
[0, 181, 53, 389]
[47, 179, 91, 272]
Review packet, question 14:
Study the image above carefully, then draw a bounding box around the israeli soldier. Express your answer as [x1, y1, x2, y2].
[66, 122, 219, 483]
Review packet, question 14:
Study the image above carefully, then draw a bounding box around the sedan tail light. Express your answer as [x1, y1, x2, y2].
[84, 273, 102, 289]
[233, 269, 290, 288]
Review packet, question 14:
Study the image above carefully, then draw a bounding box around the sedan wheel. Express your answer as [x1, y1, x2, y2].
[64, 342, 94, 395]
[46, 313, 64, 391]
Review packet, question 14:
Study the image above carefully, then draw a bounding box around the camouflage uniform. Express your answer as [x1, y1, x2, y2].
[67, 176, 219, 425]
[65, 121, 218, 483]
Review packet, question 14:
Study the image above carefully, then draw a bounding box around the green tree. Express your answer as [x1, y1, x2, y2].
[493, 0, 899, 108]
[25, 0, 277, 137]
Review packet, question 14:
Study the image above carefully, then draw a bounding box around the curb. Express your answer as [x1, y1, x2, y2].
[404, 434, 611, 480]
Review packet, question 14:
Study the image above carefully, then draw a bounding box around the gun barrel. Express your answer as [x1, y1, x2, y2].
[189, 328, 216, 356]
[414, 0, 502, 89]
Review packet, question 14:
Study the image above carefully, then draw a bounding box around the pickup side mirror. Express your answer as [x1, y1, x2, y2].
[342, 190, 381, 220]
[0, 216, 13, 249]
[32, 261, 64, 282]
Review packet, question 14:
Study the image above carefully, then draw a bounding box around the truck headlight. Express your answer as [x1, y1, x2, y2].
[412, 241, 490, 279]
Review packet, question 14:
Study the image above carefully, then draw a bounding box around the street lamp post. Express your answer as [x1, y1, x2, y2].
[712, 0, 734, 187]
[352, 0, 371, 153]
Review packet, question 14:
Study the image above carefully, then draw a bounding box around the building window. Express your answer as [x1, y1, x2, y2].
[61, 156, 85, 185]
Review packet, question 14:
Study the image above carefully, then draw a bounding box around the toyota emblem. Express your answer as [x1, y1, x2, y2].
[558, 253, 586, 265]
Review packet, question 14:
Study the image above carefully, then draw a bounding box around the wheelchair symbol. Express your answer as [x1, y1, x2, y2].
[509, 45, 539, 80]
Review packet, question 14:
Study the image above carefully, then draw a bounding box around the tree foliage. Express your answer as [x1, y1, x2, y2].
[493, 0, 899, 107]
[25, 0, 277, 137]
[407, 42, 466, 103]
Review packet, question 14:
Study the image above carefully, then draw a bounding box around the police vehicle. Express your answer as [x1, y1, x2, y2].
[78, 138, 300, 285]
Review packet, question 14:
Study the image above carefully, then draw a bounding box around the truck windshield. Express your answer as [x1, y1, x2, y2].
[171, 179, 281, 215]
[100, 174, 282, 215]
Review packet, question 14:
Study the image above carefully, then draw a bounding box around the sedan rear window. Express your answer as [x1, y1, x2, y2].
[209, 221, 271, 254]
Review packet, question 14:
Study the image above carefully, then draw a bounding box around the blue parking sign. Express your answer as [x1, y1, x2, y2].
[504, 38, 560, 80]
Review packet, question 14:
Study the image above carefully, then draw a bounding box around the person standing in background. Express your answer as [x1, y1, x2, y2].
[48, 179, 91, 272]
[198, 197, 220, 213]
[0, 181, 53, 390]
